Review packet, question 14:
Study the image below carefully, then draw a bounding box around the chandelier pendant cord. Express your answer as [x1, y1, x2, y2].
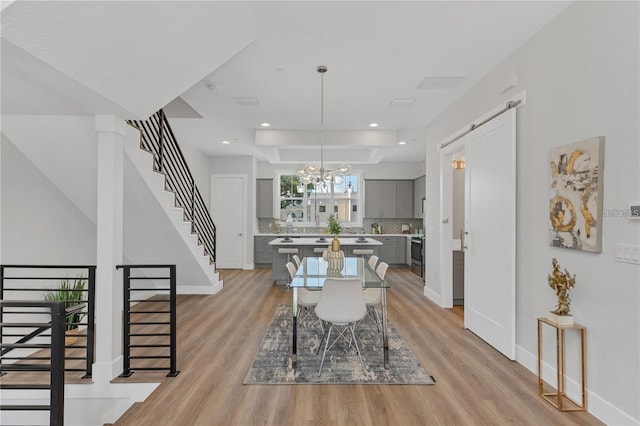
[296, 65, 351, 188]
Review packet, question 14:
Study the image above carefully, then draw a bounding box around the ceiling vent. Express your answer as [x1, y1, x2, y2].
[417, 76, 466, 90]
[234, 97, 261, 106]
[389, 98, 415, 107]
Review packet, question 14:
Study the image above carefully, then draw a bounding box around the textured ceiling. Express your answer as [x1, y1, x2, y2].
[1, 1, 571, 164]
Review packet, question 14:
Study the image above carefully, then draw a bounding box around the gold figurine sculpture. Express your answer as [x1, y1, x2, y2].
[548, 258, 576, 316]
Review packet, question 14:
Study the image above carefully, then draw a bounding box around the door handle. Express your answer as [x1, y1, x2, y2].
[237, 233, 243, 236]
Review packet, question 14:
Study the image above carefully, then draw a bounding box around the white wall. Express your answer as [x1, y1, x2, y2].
[179, 141, 211, 208]
[1, 135, 96, 264]
[424, 2, 639, 424]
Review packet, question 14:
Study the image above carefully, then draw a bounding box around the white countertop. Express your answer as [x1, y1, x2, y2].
[268, 237, 383, 246]
[256, 233, 415, 238]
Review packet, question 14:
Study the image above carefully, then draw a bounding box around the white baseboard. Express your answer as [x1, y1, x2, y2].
[516, 345, 639, 426]
[177, 280, 223, 295]
[423, 284, 442, 306]
[92, 356, 124, 382]
[0, 373, 159, 425]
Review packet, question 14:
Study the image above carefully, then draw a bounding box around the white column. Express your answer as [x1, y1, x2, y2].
[0, 134, 3, 264]
[93, 115, 126, 381]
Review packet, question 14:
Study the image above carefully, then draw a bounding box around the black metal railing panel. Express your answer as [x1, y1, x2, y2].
[116, 264, 179, 378]
[0, 265, 96, 379]
[127, 110, 216, 264]
[0, 300, 66, 425]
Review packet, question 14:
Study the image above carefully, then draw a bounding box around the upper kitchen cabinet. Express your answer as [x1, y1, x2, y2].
[396, 180, 414, 218]
[414, 175, 426, 218]
[256, 179, 274, 218]
[364, 180, 414, 219]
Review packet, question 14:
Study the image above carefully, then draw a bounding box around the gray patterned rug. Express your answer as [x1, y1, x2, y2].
[244, 304, 436, 385]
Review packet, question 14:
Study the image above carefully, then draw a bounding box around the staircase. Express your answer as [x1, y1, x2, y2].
[126, 110, 222, 294]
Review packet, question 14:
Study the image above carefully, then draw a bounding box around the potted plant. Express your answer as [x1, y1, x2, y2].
[326, 214, 342, 235]
[44, 277, 86, 345]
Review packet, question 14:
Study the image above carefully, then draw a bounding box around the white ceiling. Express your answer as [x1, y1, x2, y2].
[1, 1, 571, 165]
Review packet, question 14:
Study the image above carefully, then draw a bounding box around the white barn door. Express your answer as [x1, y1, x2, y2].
[464, 109, 517, 360]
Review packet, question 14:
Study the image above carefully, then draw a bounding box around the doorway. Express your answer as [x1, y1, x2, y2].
[211, 175, 246, 269]
[451, 152, 466, 306]
[439, 102, 520, 360]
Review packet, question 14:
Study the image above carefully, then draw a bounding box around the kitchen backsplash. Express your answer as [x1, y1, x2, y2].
[257, 218, 423, 234]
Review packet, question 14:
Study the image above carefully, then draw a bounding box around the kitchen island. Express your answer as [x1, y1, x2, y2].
[269, 237, 382, 285]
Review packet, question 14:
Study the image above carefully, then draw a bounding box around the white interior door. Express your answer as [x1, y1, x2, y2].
[211, 175, 245, 269]
[464, 109, 516, 360]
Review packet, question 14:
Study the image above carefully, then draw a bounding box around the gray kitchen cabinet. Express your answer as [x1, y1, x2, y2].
[377, 236, 405, 265]
[365, 180, 396, 218]
[453, 250, 465, 305]
[256, 179, 274, 218]
[364, 180, 413, 219]
[396, 180, 414, 218]
[414, 175, 425, 218]
[254, 236, 274, 266]
[396, 236, 407, 265]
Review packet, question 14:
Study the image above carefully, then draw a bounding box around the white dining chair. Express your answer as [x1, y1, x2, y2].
[279, 247, 299, 285]
[367, 255, 379, 270]
[286, 261, 321, 325]
[363, 261, 388, 331]
[292, 254, 302, 268]
[315, 278, 367, 375]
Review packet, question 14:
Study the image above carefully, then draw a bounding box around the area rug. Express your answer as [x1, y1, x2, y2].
[244, 304, 436, 385]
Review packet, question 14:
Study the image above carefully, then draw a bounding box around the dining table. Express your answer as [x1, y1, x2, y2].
[290, 256, 390, 369]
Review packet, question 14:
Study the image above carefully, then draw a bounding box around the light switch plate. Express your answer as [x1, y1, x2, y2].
[614, 243, 640, 264]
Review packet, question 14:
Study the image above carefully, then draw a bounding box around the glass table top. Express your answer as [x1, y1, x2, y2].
[290, 256, 389, 289]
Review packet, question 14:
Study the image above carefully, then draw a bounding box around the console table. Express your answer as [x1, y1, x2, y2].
[537, 317, 587, 411]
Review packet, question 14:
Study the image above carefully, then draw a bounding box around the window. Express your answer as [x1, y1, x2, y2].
[278, 172, 361, 227]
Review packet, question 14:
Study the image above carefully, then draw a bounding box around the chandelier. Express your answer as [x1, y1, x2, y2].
[296, 65, 351, 192]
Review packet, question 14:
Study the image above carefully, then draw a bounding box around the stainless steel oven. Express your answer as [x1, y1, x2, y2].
[410, 237, 424, 278]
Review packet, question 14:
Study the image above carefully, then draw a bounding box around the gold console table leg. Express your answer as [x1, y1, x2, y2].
[537, 317, 587, 411]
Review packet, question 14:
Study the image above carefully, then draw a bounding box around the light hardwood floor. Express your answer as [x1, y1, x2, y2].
[112, 267, 603, 426]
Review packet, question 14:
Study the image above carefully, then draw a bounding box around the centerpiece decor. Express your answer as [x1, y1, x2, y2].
[326, 214, 342, 235]
[323, 226, 344, 275]
[547, 258, 576, 325]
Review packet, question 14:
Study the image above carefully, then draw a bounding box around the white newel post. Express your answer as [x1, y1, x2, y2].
[94, 115, 126, 381]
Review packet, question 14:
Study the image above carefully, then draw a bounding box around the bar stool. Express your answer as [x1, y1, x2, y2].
[278, 247, 299, 285]
[314, 247, 328, 257]
[352, 248, 374, 260]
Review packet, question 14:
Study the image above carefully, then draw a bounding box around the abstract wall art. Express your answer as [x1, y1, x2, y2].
[549, 136, 605, 252]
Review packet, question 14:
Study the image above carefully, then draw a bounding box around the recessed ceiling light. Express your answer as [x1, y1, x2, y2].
[221, 140, 231, 145]
[369, 123, 379, 128]
[260, 122, 271, 127]
[398, 141, 407, 145]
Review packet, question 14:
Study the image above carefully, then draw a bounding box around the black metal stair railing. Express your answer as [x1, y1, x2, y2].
[0, 300, 66, 426]
[0, 265, 96, 379]
[127, 110, 216, 264]
[116, 264, 179, 378]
